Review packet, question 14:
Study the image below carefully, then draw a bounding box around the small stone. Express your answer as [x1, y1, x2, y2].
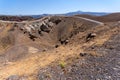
[28, 47, 39, 53]
[55, 45, 59, 48]
[43, 49, 47, 52]
[79, 53, 87, 57]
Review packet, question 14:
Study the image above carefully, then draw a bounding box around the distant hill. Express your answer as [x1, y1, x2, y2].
[1, 11, 118, 22]
[31, 14, 50, 18]
[64, 11, 109, 16]
[30, 11, 109, 19]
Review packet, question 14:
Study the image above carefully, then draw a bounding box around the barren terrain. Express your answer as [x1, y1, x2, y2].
[0, 14, 120, 80]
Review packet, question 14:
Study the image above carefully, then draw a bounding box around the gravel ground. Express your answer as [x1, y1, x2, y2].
[37, 33, 120, 80]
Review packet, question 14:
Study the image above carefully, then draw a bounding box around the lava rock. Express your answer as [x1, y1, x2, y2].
[79, 53, 87, 57]
[59, 39, 69, 45]
[86, 33, 96, 41]
[40, 24, 50, 33]
[29, 34, 37, 41]
[55, 45, 59, 48]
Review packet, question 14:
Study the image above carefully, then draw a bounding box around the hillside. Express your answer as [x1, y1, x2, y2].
[75, 13, 120, 22]
[0, 15, 119, 80]
[0, 16, 34, 21]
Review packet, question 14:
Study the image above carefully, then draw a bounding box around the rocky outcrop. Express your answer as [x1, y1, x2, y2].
[16, 16, 56, 40]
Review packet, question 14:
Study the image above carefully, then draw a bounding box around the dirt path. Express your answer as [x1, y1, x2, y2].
[75, 16, 104, 25]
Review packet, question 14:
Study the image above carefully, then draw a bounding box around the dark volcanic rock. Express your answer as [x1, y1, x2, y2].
[79, 53, 87, 57]
[6, 75, 20, 80]
[40, 24, 50, 33]
[86, 33, 96, 42]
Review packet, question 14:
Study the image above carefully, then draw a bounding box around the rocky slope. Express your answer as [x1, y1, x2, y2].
[75, 13, 120, 22]
[0, 15, 119, 80]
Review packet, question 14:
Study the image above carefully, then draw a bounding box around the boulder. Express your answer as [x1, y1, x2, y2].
[86, 33, 96, 41]
[40, 24, 50, 33]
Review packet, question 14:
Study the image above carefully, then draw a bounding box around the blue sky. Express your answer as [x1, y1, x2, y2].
[0, 0, 120, 15]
